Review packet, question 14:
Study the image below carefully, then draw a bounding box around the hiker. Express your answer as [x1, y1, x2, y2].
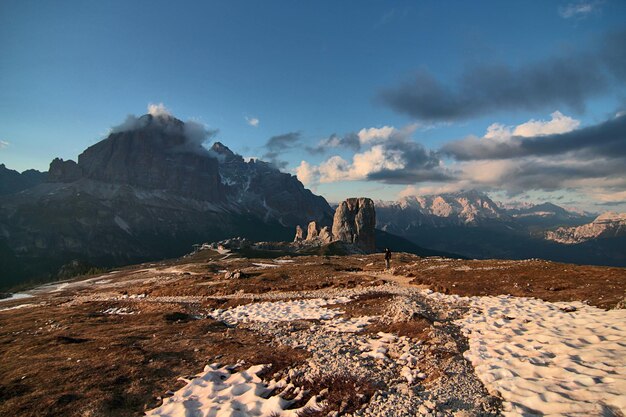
[384, 248, 392, 270]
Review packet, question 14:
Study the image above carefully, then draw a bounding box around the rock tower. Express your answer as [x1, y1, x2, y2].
[332, 197, 376, 252]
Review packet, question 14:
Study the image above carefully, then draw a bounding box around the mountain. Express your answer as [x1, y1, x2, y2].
[0, 113, 333, 288]
[376, 191, 511, 232]
[503, 202, 594, 230]
[0, 164, 47, 195]
[375, 191, 624, 266]
[545, 212, 626, 244]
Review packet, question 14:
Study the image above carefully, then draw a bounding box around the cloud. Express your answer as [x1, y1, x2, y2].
[442, 112, 625, 161]
[245, 116, 259, 127]
[421, 111, 626, 199]
[306, 132, 361, 154]
[559, 1, 601, 19]
[182, 120, 219, 150]
[107, 104, 218, 152]
[0, 140, 9, 149]
[357, 126, 396, 144]
[297, 124, 447, 185]
[296, 111, 625, 207]
[263, 131, 301, 169]
[378, 30, 626, 121]
[295, 160, 319, 185]
[147, 103, 172, 118]
[510, 111, 580, 137]
[306, 124, 420, 155]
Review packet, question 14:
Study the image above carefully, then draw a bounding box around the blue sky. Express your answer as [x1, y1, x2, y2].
[1, 1, 625, 209]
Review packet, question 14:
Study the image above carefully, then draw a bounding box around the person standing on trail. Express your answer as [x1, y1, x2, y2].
[384, 248, 392, 270]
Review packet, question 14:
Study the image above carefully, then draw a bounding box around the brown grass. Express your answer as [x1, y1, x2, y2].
[399, 259, 626, 309]
[0, 300, 308, 417]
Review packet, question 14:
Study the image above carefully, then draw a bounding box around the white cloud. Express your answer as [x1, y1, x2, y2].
[0, 140, 9, 149]
[559, 2, 598, 19]
[358, 126, 396, 144]
[297, 144, 411, 185]
[484, 111, 580, 142]
[483, 123, 513, 142]
[512, 111, 580, 137]
[319, 156, 351, 183]
[246, 116, 260, 127]
[350, 145, 405, 178]
[296, 160, 319, 185]
[357, 123, 419, 145]
[147, 103, 172, 118]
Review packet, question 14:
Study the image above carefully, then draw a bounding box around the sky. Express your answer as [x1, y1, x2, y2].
[1, 0, 625, 211]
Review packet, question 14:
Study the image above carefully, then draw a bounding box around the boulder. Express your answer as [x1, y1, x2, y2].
[306, 221, 319, 240]
[294, 225, 304, 242]
[224, 269, 245, 279]
[332, 197, 376, 252]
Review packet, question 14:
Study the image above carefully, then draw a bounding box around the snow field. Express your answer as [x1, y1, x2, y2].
[428, 292, 626, 417]
[145, 363, 319, 417]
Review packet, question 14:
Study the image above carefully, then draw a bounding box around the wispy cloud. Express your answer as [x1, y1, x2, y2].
[559, 1, 601, 19]
[263, 131, 301, 169]
[378, 30, 626, 121]
[245, 116, 260, 127]
[0, 140, 9, 149]
[306, 124, 420, 155]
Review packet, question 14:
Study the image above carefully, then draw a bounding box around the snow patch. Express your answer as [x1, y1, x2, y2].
[209, 298, 351, 325]
[324, 316, 375, 333]
[359, 332, 397, 361]
[102, 307, 135, 315]
[145, 363, 320, 417]
[114, 215, 132, 234]
[251, 263, 280, 269]
[0, 293, 33, 303]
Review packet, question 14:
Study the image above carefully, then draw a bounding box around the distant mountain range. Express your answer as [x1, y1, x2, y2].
[376, 193, 625, 266]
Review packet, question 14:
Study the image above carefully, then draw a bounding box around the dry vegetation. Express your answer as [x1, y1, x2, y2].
[395, 258, 626, 309]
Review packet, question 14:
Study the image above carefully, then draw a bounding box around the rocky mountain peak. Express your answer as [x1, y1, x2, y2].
[210, 142, 244, 164]
[545, 211, 626, 244]
[73, 114, 225, 201]
[385, 190, 503, 225]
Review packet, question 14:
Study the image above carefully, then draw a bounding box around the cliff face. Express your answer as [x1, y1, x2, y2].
[77, 114, 225, 202]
